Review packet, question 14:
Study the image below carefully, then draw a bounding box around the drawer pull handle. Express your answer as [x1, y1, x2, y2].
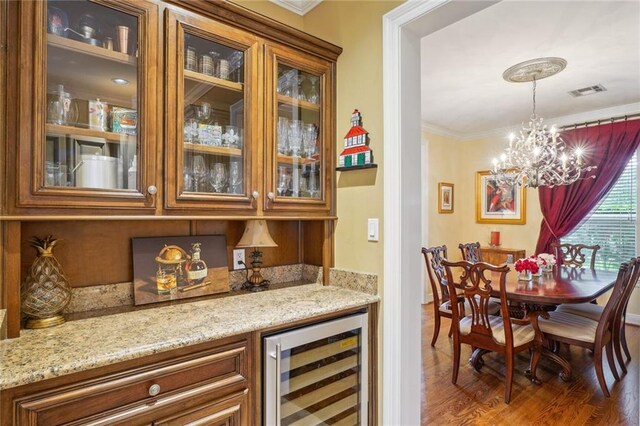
[148, 384, 161, 397]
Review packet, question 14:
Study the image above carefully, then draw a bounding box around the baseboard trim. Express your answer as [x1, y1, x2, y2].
[626, 313, 640, 326]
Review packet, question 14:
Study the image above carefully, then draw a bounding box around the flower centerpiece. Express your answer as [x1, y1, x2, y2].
[536, 253, 556, 274]
[514, 257, 539, 281]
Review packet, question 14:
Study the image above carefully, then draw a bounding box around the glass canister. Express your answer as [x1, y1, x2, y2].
[47, 84, 78, 126]
[185, 46, 197, 71]
[198, 53, 214, 76]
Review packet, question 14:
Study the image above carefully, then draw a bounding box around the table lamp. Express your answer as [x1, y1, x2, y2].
[236, 219, 278, 291]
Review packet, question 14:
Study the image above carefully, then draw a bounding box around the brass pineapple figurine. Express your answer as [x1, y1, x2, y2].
[21, 236, 72, 329]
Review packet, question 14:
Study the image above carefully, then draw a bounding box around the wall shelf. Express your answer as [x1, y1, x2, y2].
[336, 164, 378, 171]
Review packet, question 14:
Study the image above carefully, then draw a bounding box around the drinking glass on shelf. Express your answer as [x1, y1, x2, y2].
[183, 171, 194, 192]
[308, 167, 319, 198]
[277, 117, 289, 154]
[288, 120, 303, 157]
[229, 161, 242, 194]
[299, 176, 308, 197]
[303, 124, 317, 158]
[210, 162, 228, 193]
[183, 106, 199, 144]
[297, 75, 307, 102]
[277, 166, 291, 196]
[222, 125, 240, 148]
[192, 155, 207, 192]
[197, 103, 212, 145]
[307, 76, 320, 104]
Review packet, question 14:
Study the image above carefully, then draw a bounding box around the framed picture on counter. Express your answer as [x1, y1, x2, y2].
[132, 235, 230, 306]
[438, 182, 454, 213]
[476, 170, 526, 224]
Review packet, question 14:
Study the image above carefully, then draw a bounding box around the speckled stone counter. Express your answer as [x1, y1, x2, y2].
[0, 284, 379, 390]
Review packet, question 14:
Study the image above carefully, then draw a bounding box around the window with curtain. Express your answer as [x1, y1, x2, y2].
[563, 152, 637, 271]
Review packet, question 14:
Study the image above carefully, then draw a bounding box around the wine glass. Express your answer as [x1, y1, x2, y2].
[210, 163, 228, 193]
[228, 161, 242, 194]
[192, 155, 207, 192]
[183, 105, 199, 144]
[297, 74, 307, 102]
[288, 120, 303, 157]
[277, 166, 291, 196]
[277, 117, 289, 154]
[197, 103, 212, 145]
[223, 125, 240, 148]
[307, 76, 320, 104]
[308, 167, 319, 198]
[303, 123, 317, 158]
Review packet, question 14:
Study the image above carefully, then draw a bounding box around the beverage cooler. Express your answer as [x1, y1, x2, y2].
[263, 313, 369, 425]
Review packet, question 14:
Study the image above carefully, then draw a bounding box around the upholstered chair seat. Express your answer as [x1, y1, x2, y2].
[539, 311, 599, 343]
[554, 303, 603, 321]
[460, 315, 536, 346]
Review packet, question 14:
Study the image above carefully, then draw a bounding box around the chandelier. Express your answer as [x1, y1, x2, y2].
[492, 58, 596, 188]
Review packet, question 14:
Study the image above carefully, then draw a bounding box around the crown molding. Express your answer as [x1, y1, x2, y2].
[269, 0, 323, 16]
[422, 102, 640, 142]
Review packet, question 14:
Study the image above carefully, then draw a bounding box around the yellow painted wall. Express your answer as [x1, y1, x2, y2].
[232, 1, 304, 30]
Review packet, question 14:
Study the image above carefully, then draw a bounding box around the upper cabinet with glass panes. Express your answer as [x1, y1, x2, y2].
[10, 0, 339, 215]
[165, 9, 260, 211]
[264, 44, 334, 213]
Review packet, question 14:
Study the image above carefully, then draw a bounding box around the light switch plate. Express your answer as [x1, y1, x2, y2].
[233, 249, 245, 270]
[368, 218, 379, 242]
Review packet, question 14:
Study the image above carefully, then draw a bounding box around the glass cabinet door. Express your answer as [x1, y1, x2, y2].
[165, 10, 259, 211]
[265, 44, 334, 213]
[20, 0, 158, 209]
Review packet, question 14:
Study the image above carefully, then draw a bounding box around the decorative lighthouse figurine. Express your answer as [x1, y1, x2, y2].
[338, 109, 375, 169]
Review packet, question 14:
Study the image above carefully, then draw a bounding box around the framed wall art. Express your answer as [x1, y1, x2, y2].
[132, 235, 229, 306]
[438, 182, 454, 213]
[476, 171, 526, 224]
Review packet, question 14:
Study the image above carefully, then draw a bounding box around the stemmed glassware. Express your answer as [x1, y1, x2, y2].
[297, 75, 307, 102]
[184, 105, 199, 144]
[277, 166, 291, 196]
[228, 161, 242, 194]
[210, 163, 228, 193]
[288, 120, 303, 157]
[303, 124, 317, 158]
[308, 167, 319, 198]
[277, 117, 289, 155]
[307, 76, 320, 104]
[192, 155, 207, 192]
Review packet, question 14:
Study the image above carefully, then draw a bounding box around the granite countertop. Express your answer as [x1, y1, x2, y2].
[0, 285, 379, 390]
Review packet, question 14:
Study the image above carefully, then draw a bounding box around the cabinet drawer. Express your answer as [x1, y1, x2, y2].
[13, 341, 248, 426]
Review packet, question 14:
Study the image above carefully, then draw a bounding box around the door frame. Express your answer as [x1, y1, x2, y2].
[382, 1, 499, 424]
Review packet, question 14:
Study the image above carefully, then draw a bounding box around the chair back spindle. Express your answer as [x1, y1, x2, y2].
[552, 243, 600, 269]
[422, 246, 449, 307]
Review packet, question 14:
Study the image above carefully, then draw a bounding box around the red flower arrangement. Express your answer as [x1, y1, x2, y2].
[514, 257, 540, 274]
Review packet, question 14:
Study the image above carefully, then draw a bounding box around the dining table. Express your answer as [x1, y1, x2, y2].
[472, 266, 619, 382]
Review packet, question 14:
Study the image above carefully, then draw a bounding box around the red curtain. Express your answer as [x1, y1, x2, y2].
[535, 119, 640, 255]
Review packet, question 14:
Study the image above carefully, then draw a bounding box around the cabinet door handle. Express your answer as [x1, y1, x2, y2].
[147, 185, 158, 195]
[148, 383, 161, 396]
[252, 191, 259, 200]
[267, 192, 275, 201]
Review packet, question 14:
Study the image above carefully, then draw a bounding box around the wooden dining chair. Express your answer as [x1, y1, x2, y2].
[538, 258, 638, 397]
[551, 243, 601, 269]
[555, 256, 640, 375]
[459, 242, 482, 263]
[442, 260, 547, 403]
[422, 246, 501, 347]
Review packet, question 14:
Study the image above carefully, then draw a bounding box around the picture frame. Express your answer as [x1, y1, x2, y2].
[438, 182, 454, 213]
[132, 235, 230, 306]
[476, 171, 526, 224]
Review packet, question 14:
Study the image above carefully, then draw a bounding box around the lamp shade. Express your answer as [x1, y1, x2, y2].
[236, 220, 278, 248]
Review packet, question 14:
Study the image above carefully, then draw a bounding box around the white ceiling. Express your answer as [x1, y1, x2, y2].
[269, 0, 322, 16]
[421, 0, 640, 140]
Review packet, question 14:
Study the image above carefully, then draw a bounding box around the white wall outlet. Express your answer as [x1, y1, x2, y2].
[233, 249, 246, 270]
[368, 218, 379, 242]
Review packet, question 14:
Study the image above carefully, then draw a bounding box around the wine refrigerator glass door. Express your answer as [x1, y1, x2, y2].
[263, 313, 368, 425]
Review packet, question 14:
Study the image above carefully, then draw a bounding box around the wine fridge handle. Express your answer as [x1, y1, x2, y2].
[275, 343, 281, 426]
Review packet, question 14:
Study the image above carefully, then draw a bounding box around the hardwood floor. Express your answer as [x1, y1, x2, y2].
[421, 304, 639, 425]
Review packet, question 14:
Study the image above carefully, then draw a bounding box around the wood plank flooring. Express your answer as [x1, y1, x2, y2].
[421, 304, 639, 425]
